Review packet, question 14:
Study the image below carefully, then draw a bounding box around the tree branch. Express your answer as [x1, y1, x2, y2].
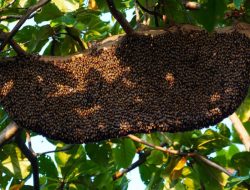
[15, 130, 39, 190]
[135, 0, 162, 17]
[127, 134, 234, 176]
[37, 145, 73, 156]
[113, 149, 151, 180]
[0, 15, 22, 21]
[106, 0, 134, 35]
[229, 112, 250, 151]
[0, 31, 27, 55]
[0, 0, 51, 52]
[0, 121, 19, 148]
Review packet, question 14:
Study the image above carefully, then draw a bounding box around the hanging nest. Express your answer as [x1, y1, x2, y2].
[0, 23, 250, 143]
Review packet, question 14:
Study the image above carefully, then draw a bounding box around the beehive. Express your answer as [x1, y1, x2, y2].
[0, 24, 250, 143]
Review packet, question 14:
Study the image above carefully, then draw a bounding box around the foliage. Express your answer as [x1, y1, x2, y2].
[0, 0, 250, 189]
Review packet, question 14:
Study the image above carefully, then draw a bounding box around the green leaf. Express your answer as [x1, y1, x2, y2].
[237, 89, 250, 122]
[217, 123, 231, 138]
[146, 170, 164, 190]
[14, 25, 53, 53]
[193, 161, 228, 190]
[195, 129, 230, 154]
[113, 138, 136, 168]
[146, 150, 164, 165]
[232, 122, 250, 144]
[226, 175, 250, 189]
[182, 167, 201, 190]
[139, 164, 160, 185]
[93, 173, 113, 189]
[231, 152, 250, 176]
[52, 0, 80, 12]
[0, 144, 30, 179]
[192, 0, 227, 31]
[34, 3, 63, 23]
[214, 144, 239, 167]
[55, 144, 86, 178]
[38, 155, 58, 179]
[50, 14, 76, 27]
[234, 0, 244, 9]
[85, 142, 112, 166]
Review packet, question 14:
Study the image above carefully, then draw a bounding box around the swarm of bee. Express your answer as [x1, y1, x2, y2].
[0, 24, 250, 143]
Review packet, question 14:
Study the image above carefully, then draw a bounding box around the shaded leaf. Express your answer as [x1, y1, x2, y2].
[146, 150, 164, 165]
[231, 152, 250, 175]
[85, 142, 112, 166]
[38, 155, 58, 179]
[113, 138, 136, 168]
[34, 3, 63, 23]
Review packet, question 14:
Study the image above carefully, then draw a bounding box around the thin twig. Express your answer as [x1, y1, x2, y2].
[15, 130, 39, 190]
[0, 121, 19, 148]
[127, 134, 234, 176]
[0, 0, 51, 52]
[106, 0, 134, 34]
[37, 145, 73, 156]
[0, 15, 22, 21]
[113, 142, 167, 180]
[135, 0, 162, 18]
[113, 149, 151, 180]
[229, 112, 250, 151]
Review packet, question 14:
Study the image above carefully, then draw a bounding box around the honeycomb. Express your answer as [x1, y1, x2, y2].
[0, 25, 250, 143]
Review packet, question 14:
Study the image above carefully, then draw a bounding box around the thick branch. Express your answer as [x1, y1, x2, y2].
[229, 112, 250, 151]
[106, 0, 134, 34]
[0, 121, 19, 147]
[0, 0, 51, 52]
[15, 130, 39, 190]
[127, 134, 234, 176]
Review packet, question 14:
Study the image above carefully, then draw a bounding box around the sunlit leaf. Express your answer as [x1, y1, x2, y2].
[0, 144, 30, 179]
[237, 89, 250, 122]
[170, 156, 187, 181]
[52, 0, 79, 12]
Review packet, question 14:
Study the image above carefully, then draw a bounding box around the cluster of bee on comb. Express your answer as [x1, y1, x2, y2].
[0, 25, 250, 143]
